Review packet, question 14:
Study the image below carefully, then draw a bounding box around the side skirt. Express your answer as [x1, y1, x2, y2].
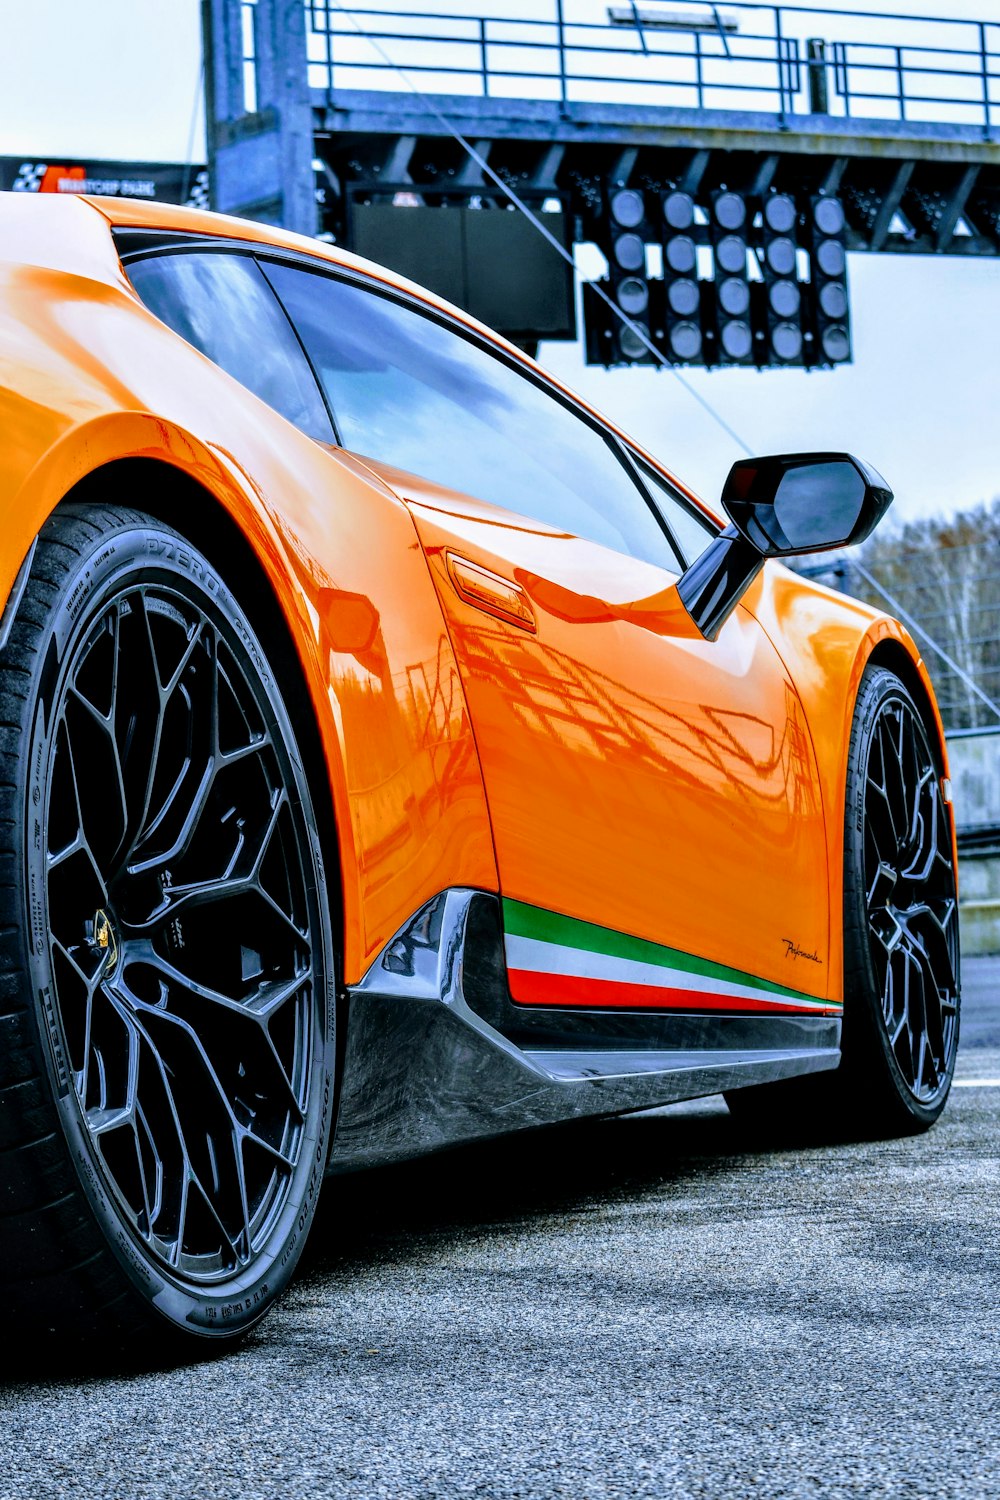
[329, 890, 841, 1172]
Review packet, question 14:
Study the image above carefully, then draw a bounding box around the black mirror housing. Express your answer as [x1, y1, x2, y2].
[677, 451, 893, 642]
[721, 452, 893, 557]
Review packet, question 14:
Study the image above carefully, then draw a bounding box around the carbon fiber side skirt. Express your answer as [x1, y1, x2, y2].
[329, 890, 840, 1172]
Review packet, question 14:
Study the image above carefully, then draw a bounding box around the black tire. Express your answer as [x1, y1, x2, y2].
[725, 664, 960, 1138]
[0, 503, 336, 1352]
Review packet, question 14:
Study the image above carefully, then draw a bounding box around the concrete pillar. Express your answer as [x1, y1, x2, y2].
[202, 0, 316, 236]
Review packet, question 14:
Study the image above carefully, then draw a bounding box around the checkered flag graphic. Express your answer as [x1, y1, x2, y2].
[186, 170, 210, 211]
[12, 162, 47, 192]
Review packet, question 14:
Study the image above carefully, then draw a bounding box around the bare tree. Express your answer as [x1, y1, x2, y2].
[808, 499, 1000, 731]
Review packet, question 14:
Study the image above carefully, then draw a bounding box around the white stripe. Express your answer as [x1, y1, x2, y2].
[504, 933, 827, 1009]
[953, 1078, 1000, 1088]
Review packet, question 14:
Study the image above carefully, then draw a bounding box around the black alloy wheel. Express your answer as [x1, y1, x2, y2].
[839, 665, 960, 1128]
[725, 664, 960, 1137]
[0, 505, 336, 1349]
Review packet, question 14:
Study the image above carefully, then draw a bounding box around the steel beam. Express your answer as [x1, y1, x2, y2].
[315, 92, 1000, 170]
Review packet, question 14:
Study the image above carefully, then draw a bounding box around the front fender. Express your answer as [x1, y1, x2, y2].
[744, 562, 951, 1002]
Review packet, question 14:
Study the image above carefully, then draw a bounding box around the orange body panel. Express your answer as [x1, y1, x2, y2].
[0, 192, 947, 1003]
[0, 195, 497, 983]
[363, 463, 832, 1000]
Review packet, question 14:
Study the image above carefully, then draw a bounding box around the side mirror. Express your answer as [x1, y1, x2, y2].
[677, 452, 893, 641]
[721, 453, 893, 556]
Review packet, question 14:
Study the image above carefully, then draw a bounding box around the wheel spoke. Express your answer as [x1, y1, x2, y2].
[128, 621, 216, 868]
[243, 1131, 296, 1173]
[84, 998, 140, 1136]
[41, 577, 321, 1283]
[894, 945, 918, 1080]
[876, 715, 906, 845]
[135, 1101, 165, 1231]
[64, 688, 129, 868]
[114, 943, 309, 1124]
[866, 858, 898, 912]
[907, 901, 958, 991]
[128, 1008, 239, 1263]
[122, 939, 310, 1021]
[126, 789, 290, 934]
[130, 760, 215, 877]
[118, 605, 198, 867]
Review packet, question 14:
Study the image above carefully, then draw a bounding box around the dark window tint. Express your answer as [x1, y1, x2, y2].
[264, 262, 678, 569]
[126, 252, 333, 442]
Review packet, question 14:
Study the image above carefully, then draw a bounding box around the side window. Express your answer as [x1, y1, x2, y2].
[632, 458, 717, 567]
[125, 251, 333, 443]
[262, 261, 680, 571]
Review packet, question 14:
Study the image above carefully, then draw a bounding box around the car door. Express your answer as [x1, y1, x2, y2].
[264, 260, 835, 1013]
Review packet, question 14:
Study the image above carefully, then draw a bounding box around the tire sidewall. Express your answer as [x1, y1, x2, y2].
[21, 512, 337, 1338]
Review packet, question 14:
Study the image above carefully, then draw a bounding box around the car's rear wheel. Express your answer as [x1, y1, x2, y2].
[0, 504, 336, 1350]
[725, 664, 960, 1137]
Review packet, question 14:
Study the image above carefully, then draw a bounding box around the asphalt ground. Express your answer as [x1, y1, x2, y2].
[2, 957, 998, 1500]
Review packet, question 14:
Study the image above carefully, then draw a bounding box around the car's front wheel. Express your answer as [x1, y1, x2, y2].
[725, 663, 960, 1137]
[0, 503, 336, 1351]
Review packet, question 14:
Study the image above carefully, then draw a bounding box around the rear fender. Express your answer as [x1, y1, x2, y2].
[0, 409, 498, 982]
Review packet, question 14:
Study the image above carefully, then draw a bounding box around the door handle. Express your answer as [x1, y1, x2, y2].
[445, 553, 536, 633]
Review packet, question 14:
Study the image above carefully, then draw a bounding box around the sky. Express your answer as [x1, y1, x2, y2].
[1, 0, 999, 522]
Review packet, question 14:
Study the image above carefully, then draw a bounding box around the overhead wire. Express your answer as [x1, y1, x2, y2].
[323, 0, 754, 456]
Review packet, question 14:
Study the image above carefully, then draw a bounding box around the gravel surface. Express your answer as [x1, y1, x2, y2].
[2, 958, 998, 1500]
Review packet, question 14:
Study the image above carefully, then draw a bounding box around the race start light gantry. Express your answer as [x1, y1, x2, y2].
[585, 183, 852, 372]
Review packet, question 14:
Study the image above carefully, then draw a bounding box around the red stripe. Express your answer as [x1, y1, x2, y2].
[507, 968, 837, 1015]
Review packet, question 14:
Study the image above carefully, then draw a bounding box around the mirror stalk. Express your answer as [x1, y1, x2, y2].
[676, 525, 764, 642]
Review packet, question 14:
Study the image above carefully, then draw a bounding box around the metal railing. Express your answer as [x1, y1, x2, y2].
[305, 2, 1000, 134]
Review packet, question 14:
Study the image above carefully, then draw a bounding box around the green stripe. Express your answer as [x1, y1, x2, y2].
[503, 898, 828, 1006]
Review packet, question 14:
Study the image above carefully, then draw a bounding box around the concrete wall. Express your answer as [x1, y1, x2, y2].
[959, 854, 1000, 957]
[949, 727, 1000, 957]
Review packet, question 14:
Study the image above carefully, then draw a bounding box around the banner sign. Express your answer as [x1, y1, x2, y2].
[0, 158, 208, 208]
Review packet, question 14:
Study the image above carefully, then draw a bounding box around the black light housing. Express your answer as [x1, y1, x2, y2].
[583, 187, 854, 373]
[807, 195, 851, 366]
[758, 190, 804, 366]
[710, 190, 751, 365]
[661, 189, 702, 363]
[598, 182, 656, 363]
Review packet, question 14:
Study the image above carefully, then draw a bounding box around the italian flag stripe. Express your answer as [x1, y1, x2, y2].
[503, 899, 838, 1014]
[509, 970, 835, 1014]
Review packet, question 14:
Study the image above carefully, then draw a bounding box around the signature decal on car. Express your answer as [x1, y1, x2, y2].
[504, 899, 839, 1014]
[782, 938, 823, 964]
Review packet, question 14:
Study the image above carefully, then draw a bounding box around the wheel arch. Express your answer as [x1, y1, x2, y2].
[61, 454, 346, 946]
[3, 418, 357, 976]
[863, 636, 950, 776]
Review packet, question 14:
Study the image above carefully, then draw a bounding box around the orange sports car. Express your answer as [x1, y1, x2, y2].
[0, 192, 959, 1350]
